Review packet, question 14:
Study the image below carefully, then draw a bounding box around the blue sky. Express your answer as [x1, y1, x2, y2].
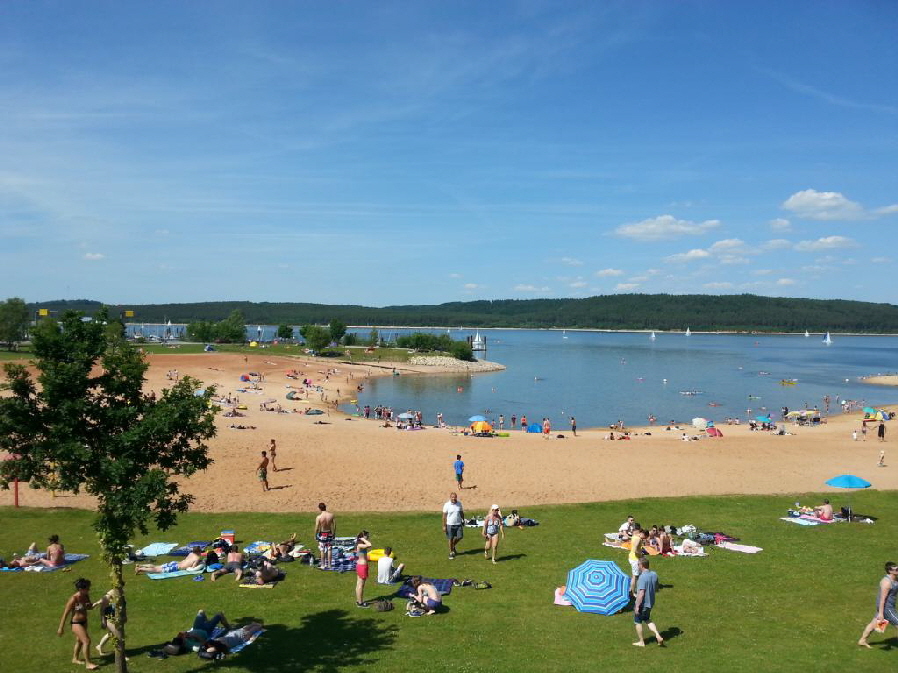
[2, 1, 896, 306]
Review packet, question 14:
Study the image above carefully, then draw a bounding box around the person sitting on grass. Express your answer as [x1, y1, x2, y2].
[813, 499, 834, 521]
[505, 509, 525, 530]
[252, 559, 281, 585]
[135, 547, 204, 575]
[411, 576, 442, 615]
[210, 545, 245, 582]
[376, 546, 406, 585]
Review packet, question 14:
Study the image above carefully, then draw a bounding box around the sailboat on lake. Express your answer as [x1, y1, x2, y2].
[823, 332, 832, 345]
[685, 327, 691, 336]
[650, 331, 656, 341]
[804, 330, 810, 338]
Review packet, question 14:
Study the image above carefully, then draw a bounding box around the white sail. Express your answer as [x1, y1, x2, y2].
[562, 329, 568, 339]
[804, 330, 810, 337]
[650, 331, 656, 340]
[685, 327, 691, 336]
[823, 332, 832, 345]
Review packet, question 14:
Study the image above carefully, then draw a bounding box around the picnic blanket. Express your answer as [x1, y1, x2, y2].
[716, 541, 763, 554]
[209, 627, 265, 653]
[331, 537, 356, 550]
[396, 578, 455, 598]
[168, 541, 211, 556]
[21, 553, 91, 572]
[136, 543, 178, 557]
[146, 564, 206, 580]
[239, 572, 285, 589]
[322, 549, 357, 573]
[780, 517, 822, 526]
[243, 541, 272, 555]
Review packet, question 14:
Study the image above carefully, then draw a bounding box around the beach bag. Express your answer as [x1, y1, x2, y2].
[373, 599, 394, 612]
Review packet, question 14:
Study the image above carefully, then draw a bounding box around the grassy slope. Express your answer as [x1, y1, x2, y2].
[1, 491, 896, 673]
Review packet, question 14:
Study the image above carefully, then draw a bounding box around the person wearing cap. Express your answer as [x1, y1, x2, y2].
[482, 505, 506, 564]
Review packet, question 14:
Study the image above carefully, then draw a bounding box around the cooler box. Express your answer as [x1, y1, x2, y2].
[220, 530, 235, 545]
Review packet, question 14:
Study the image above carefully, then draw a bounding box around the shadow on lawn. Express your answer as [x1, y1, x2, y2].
[183, 609, 398, 673]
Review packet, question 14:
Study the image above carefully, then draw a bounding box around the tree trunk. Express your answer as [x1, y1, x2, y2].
[110, 557, 128, 673]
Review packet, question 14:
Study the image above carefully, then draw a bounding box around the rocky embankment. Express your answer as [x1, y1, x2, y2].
[408, 355, 505, 372]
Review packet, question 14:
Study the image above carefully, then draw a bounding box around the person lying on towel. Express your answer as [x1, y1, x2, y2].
[135, 548, 204, 575]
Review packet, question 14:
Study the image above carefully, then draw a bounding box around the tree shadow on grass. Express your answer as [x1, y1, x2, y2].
[183, 609, 398, 673]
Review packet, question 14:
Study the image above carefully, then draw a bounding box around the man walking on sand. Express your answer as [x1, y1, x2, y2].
[257, 451, 270, 492]
[633, 558, 664, 647]
[453, 454, 465, 489]
[442, 492, 465, 560]
[315, 503, 336, 569]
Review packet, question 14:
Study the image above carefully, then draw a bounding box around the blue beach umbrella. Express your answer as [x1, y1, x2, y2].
[825, 474, 871, 521]
[825, 475, 871, 489]
[468, 415, 487, 422]
[565, 559, 630, 615]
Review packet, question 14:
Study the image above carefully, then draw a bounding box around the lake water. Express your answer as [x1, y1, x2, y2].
[341, 329, 898, 429]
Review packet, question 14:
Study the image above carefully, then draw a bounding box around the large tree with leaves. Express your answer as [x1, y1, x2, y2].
[0, 310, 217, 673]
[0, 297, 30, 350]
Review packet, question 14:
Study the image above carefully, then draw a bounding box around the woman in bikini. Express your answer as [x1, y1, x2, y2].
[354, 531, 372, 608]
[58, 578, 98, 670]
[482, 505, 505, 564]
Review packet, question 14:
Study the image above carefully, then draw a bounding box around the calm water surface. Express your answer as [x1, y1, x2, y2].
[343, 330, 898, 429]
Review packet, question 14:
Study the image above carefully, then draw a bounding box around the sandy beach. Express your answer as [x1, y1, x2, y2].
[2, 351, 895, 513]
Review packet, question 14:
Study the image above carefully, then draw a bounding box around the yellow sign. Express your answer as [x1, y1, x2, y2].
[38, 308, 49, 316]
[123, 310, 135, 318]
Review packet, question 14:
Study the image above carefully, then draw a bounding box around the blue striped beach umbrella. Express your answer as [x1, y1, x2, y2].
[564, 559, 630, 615]
[468, 415, 487, 422]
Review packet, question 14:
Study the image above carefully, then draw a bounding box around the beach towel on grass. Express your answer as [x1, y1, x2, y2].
[23, 553, 91, 572]
[331, 537, 356, 550]
[780, 517, 821, 526]
[209, 627, 265, 653]
[672, 544, 708, 557]
[239, 572, 285, 589]
[136, 543, 178, 557]
[396, 578, 454, 598]
[799, 514, 836, 524]
[243, 541, 272, 555]
[717, 541, 763, 554]
[168, 541, 211, 556]
[146, 564, 206, 580]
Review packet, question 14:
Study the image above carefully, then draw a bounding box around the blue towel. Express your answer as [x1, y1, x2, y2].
[208, 627, 265, 653]
[396, 578, 455, 598]
[146, 564, 206, 580]
[137, 542, 178, 557]
[168, 541, 211, 556]
[21, 553, 91, 572]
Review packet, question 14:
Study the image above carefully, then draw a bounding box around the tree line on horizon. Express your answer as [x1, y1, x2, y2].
[23, 293, 898, 333]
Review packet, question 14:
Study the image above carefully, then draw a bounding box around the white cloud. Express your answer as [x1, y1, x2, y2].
[875, 205, 898, 215]
[514, 284, 549, 292]
[761, 239, 792, 251]
[614, 283, 639, 291]
[463, 283, 480, 290]
[782, 189, 865, 220]
[794, 236, 858, 251]
[83, 252, 104, 260]
[703, 282, 734, 290]
[449, 272, 462, 278]
[871, 256, 891, 264]
[718, 255, 749, 265]
[560, 256, 583, 266]
[628, 276, 648, 283]
[768, 218, 791, 231]
[595, 268, 624, 277]
[614, 214, 721, 241]
[752, 269, 774, 276]
[665, 248, 711, 263]
[709, 238, 749, 253]
[569, 281, 587, 288]
[776, 278, 796, 286]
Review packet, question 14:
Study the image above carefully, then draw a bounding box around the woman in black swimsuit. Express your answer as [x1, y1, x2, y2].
[58, 578, 98, 670]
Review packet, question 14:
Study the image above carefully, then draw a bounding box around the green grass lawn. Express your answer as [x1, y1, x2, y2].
[2, 491, 896, 672]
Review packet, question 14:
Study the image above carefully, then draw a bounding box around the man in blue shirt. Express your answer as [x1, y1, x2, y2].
[633, 558, 664, 647]
[453, 454, 465, 489]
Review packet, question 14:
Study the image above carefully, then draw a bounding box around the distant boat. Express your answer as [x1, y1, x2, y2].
[685, 327, 691, 336]
[650, 331, 656, 341]
[823, 332, 832, 345]
[804, 330, 810, 338]
[562, 329, 568, 339]
[472, 331, 486, 351]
